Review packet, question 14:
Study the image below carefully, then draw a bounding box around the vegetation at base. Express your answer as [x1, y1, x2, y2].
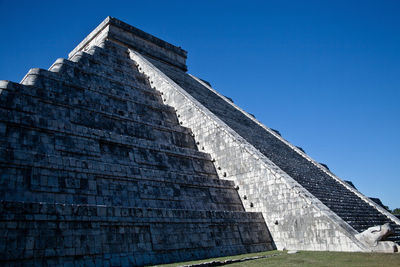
[158, 250, 400, 267]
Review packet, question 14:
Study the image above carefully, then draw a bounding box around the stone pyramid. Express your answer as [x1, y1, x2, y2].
[0, 16, 399, 266]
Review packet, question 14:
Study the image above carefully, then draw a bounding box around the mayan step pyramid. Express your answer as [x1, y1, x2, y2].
[0, 16, 399, 266]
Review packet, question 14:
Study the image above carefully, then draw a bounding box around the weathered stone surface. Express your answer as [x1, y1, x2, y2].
[0, 17, 274, 266]
[0, 201, 273, 265]
[1, 15, 399, 266]
[355, 223, 399, 253]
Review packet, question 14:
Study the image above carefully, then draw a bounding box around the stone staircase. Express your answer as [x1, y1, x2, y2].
[0, 40, 274, 266]
[148, 51, 400, 246]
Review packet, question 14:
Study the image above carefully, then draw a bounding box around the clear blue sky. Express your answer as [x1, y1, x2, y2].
[0, 0, 399, 209]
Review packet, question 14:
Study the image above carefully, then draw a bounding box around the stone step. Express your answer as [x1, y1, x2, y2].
[48, 63, 146, 99]
[0, 163, 243, 212]
[49, 57, 165, 111]
[327, 204, 383, 211]
[0, 200, 273, 265]
[0, 143, 217, 177]
[0, 161, 232, 190]
[338, 213, 391, 220]
[70, 41, 141, 71]
[0, 141, 217, 177]
[0, 81, 198, 149]
[51, 45, 149, 90]
[19, 69, 179, 126]
[21, 66, 158, 106]
[62, 45, 140, 79]
[71, 47, 134, 71]
[85, 39, 134, 59]
[0, 109, 208, 160]
[1, 127, 202, 175]
[47, 55, 154, 98]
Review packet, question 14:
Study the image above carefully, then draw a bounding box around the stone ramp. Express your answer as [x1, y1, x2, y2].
[0, 35, 274, 265]
[146, 53, 400, 246]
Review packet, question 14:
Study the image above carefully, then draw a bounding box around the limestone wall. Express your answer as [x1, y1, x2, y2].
[0, 200, 270, 266]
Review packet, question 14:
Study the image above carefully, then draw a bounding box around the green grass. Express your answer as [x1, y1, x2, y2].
[157, 250, 400, 267]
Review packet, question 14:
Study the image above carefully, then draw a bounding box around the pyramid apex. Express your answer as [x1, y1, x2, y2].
[69, 17, 187, 71]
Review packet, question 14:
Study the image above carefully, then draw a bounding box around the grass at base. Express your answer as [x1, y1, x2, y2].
[157, 250, 400, 267]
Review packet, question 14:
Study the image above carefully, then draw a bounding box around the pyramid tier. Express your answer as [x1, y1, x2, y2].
[0, 200, 273, 266]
